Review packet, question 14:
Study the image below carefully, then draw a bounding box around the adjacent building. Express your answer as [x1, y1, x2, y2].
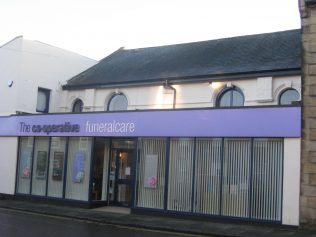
[0, 36, 97, 196]
[300, 0, 316, 224]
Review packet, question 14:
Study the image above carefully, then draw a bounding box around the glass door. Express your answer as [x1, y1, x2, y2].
[91, 138, 110, 202]
[108, 146, 134, 207]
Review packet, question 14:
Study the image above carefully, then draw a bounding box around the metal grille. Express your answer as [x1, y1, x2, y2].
[194, 138, 222, 214]
[168, 138, 194, 212]
[137, 138, 167, 209]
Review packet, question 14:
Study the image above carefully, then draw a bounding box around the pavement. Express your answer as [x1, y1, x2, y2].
[0, 199, 315, 237]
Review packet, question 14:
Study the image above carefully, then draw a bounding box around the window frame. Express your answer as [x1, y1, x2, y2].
[72, 99, 84, 113]
[36, 87, 51, 113]
[107, 92, 128, 111]
[216, 86, 244, 107]
[278, 88, 300, 106]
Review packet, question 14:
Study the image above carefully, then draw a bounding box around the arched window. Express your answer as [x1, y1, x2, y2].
[107, 93, 128, 111]
[72, 99, 83, 112]
[217, 87, 244, 107]
[279, 88, 300, 105]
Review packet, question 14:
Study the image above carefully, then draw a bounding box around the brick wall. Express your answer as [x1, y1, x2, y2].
[300, 0, 316, 224]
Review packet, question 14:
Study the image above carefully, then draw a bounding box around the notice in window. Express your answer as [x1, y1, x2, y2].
[144, 154, 158, 188]
[21, 151, 32, 178]
[36, 151, 48, 179]
[72, 151, 85, 183]
[52, 152, 64, 181]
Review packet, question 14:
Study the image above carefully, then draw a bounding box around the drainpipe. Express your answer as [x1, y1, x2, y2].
[163, 80, 177, 109]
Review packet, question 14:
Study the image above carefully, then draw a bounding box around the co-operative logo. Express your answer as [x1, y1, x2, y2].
[19, 122, 80, 135]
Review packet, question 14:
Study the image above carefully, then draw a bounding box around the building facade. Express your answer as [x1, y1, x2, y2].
[0, 36, 97, 196]
[0, 30, 302, 226]
[300, 0, 316, 224]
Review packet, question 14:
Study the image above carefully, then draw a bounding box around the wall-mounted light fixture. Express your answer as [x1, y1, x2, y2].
[7, 80, 13, 87]
[209, 82, 222, 89]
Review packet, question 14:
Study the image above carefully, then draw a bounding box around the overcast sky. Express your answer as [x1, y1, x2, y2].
[0, 0, 301, 60]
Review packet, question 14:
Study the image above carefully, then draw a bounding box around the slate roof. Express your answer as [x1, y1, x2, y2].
[64, 29, 301, 90]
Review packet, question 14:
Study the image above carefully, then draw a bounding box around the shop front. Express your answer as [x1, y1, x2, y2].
[0, 106, 301, 225]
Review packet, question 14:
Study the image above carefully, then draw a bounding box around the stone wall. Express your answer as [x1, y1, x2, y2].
[300, 0, 316, 224]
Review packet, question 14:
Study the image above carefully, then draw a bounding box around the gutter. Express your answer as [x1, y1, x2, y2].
[62, 68, 301, 91]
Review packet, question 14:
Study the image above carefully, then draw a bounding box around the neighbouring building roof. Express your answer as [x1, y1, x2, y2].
[64, 29, 301, 90]
[305, 0, 316, 5]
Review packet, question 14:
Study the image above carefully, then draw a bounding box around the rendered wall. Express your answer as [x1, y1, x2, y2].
[283, 138, 301, 226]
[0, 36, 97, 115]
[60, 75, 301, 112]
[0, 137, 18, 195]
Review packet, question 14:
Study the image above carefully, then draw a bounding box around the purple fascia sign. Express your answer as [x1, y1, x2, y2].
[0, 107, 301, 138]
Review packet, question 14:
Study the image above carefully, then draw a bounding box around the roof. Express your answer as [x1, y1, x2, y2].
[64, 29, 301, 90]
[305, 0, 316, 5]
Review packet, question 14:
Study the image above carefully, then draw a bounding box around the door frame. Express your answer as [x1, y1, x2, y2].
[107, 138, 137, 207]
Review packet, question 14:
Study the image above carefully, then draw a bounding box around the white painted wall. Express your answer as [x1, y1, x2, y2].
[0, 36, 97, 195]
[282, 138, 301, 226]
[0, 137, 18, 195]
[60, 75, 301, 112]
[0, 36, 97, 115]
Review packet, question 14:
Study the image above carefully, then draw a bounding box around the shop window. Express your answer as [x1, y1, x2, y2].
[222, 138, 251, 217]
[251, 138, 283, 221]
[72, 99, 83, 112]
[47, 137, 67, 198]
[137, 138, 167, 209]
[107, 93, 128, 111]
[36, 88, 50, 113]
[31, 137, 50, 196]
[16, 137, 34, 194]
[167, 138, 194, 212]
[279, 88, 300, 105]
[194, 138, 222, 215]
[217, 87, 244, 107]
[65, 137, 92, 201]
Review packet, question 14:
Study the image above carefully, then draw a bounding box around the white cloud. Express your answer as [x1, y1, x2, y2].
[0, 0, 300, 60]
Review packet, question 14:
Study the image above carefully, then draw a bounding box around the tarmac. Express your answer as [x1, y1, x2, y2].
[0, 199, 315, 237]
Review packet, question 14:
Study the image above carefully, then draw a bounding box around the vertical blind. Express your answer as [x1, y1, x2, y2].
[168, 138, 194, 212]
[136, 137, 283, 222]
[251, 138, 283, 221]
[194, 138, 222, 215]
[222, 138, 251, 217]
[137, 138, 167, 209]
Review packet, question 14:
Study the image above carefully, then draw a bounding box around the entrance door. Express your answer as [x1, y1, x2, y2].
[91, 138, 110, 202]
[108, 148, 133, 207]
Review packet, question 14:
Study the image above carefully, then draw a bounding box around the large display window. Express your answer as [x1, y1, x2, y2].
[16, 137, 34, 194]
[16, 136, 93, 202]
[135, 137, 283, 222]
[31, 137, 50, 196]
[65, 137, 92, 201]
[47, 137, 67, 198]
[137, 138, 167, 209]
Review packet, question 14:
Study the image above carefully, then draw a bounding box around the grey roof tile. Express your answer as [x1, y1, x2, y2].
[64, 29, 301, 89]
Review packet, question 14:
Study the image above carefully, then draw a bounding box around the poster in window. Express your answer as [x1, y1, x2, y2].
[21, 151, 32, 178]
[144, 154, 158, 188]
[52, 152, 64, 181]
[72, 151, 85, 183]
[36, 151, 48, 179]
[51, 137, 60, 149]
